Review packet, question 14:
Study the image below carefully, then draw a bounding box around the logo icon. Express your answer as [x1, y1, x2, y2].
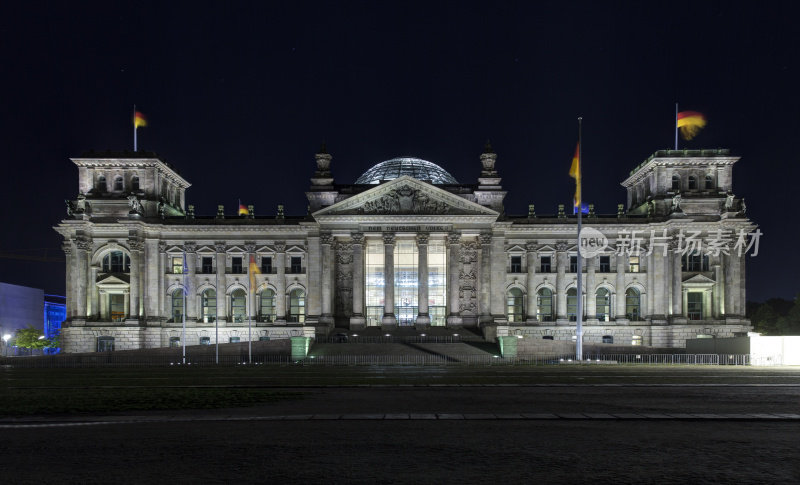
[579, 227, 608, 258]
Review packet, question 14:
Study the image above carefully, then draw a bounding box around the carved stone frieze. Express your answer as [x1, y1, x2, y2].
[459, 241, 478, 264]
[458, 239, 479, 315]
[336, 242, 353, 265]
[335, 241, 354, 317]
[357, 184, 451, 215]
[62, 241, 73, 255]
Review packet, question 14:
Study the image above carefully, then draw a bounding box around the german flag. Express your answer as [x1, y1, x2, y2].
[133, 111, 147, 128]
[677, 111, 706, 140]
[569, 143, 581, 208]
[238, 202, 248, 216]
[248, 254, 261, 292]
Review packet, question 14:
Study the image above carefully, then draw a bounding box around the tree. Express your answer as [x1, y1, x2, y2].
[14, 326, 52, 350]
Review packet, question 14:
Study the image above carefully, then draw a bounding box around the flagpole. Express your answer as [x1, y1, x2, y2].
[215, 267, 219, 364]
[133, 105, 137, 152]
[576, 117, 583, 361]
[248, 291, 252, 364]
[674, 103, 678, 150]
[182, 251, 187, 365]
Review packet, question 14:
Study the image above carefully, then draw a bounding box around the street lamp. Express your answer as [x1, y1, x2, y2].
[2, 334, 11, 357]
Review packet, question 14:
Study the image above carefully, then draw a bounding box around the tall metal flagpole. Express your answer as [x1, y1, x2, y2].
[215, 266, 219, 364]
[182, 251, 187, 364]
[133, 105, 137, 152]
[247, 288, 252, 364]
[576, 117, 584, 361]
[674, 103, 679, 150]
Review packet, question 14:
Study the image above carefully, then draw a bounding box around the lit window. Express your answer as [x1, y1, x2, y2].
[229, 336, 241, 343]
[687, 292, 703, 320]
[289, 289, 305, 322]
[171, 289, 184, 321]
[202, 289, 216, 323]
[599, 256, 610, 272]
[596, 288, 610, 321]
[231, 289, 246, 323]
[537, 288, 553, 322]
[232, 257, 243, 274]
[109, 294, 125, 322]
[540, 256, 551, 273]
[567, 288, 578, 321]
[394, 240, 418, 326]
[169, 337, 180, 348]
[365, 241, 385, 327]
[625, 288, 641, 321]
[631, 335, 643, 346]
[506, 288, 524, 322]
[628, 256, 640, 273]
[260, 289, 276, 322]
[199, 336, 211, 345]
[510, 256, 522, 273]
[171, 257, 184, 274]
[427, 242, 447, 326]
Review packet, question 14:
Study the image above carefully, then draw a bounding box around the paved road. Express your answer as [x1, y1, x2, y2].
[5, 382, 800, 484]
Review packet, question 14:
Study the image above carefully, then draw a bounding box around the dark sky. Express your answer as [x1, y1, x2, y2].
[1, 1, 798, 302]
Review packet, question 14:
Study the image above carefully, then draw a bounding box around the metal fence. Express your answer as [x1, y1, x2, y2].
[0, 353, 756, 368]
[315, 335, 464, 344]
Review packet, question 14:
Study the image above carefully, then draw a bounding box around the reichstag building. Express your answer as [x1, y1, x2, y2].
[56, 145, 754, 352]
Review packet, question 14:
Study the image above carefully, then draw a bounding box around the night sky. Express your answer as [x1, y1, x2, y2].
[1, 1, 798, 302]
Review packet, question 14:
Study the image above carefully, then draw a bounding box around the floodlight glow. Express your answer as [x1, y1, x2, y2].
[2, 334, 10, 342]
[420, 333, 426, 336]
[38, 335, 45, 340]
[516, 335, 523, 339]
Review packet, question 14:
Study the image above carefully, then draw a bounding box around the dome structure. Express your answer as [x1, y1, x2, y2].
[355, 157, 458, 185]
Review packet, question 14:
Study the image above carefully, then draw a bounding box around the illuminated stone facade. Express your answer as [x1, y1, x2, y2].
[56, 147, 754, 352]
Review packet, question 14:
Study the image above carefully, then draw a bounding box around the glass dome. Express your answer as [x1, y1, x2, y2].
[355, 157, 458, 185]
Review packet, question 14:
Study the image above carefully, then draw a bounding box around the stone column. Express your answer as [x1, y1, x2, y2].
[244, 243, 256, 320]
[555, 242, 567, 320]
[275, 242, 287, 321]
[416, 233, 430, 325]
[446, 232, 462, 325]
[615, 252, 627, 320]
[490, 234, 506, 319]
[144, 239, 160, 319]
[99, 290, 107, 319]
[382, 233, 397, 326]
[525, 241, 538, 321]
[350, 233, 366, 328]
[320, 233, 334, 325]
[713, 263, 723, 319]
[652, 249, 667, 320]
[215, 242, 227, 324]
[671, 244, 683, 318]
[128, 239, 142, 319]
[89, 265, 99, 318]
[158, 241, 167, 320]
[479, 233, 493, 323]
[306, 236, 321, 320]
[74, 237, 91, 319]
[62, 241, 74, 318]
[184, 243, 197, 321]
[585, 256, 596, 320]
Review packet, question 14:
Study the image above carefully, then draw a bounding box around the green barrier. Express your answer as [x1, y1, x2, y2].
[498, 336, 517, 358]
[290, 336, 311, 360]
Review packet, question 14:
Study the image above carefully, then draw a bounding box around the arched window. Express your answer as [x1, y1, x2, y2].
[289, 289, 305, 322]
[102, 251, 130, 273]
[567, 288, 578, 321]
[97, 175, 106, 192]
[131, 176, 140, 192]
[625, 288, 641, 321]
[705, 174, 714, 190]
[596, 288, 611, 321]
[171, 288, 184, 322]
[671, 174, 681, 191]
[260, 288, 276, 322]
[506, 288, 524, 322]
[688, 175, 698, 190]
[230, 289, 246, 323]
[113, 176, 123, 191]
[537, 288, 553, 322]
[202, 289, 216, 323]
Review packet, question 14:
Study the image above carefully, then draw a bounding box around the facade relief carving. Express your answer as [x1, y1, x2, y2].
[357, 185, 453, 215]
[458, 239, 479, 316]
[335, 241, 354, 317]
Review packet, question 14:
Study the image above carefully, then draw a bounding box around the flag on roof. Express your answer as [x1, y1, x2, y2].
[133, 111, 147, 128]
[569, 143, 581, 208]
[677, 111, 706, 140]
[238, 202, 248, 216]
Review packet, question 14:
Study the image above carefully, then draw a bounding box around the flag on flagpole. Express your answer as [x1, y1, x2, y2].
[238, 200, 248, 216]
[134, 111, 147, 128]
[677, 111, 706, 140]
[248, 254, 261, 292]
[573, 202, 589, 214]
[569, 143, 581, 209]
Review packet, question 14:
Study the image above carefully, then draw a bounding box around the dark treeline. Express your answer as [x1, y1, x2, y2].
[747, 294, 800, 335]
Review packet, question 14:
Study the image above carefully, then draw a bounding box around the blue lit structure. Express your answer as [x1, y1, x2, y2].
[43, 294, 66, 354]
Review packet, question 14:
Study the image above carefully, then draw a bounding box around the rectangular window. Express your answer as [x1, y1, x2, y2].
[365, 241, 385, 327]
[540, 256, 551, 273]
[290, 256, 302, 273]
[510, 256, 522, 273]
[394, 240, 418, 326]
[96, 337, 115, 352]
[109, 294, 125, 322]
[229, 336, 241, 343]
[684, 252, 709, 272]
[599, 256, 610, 272]
[569, 256, 577, 273]
[169, 337, 180, 348]
[261, 256, 272, 274]
[201, 257, 213, 274]
[231, 257, 243, 274]
[171, 257, 184, 274]
[628, 256, 640, 273]
[687, 292, 703, 320]
[428, 242, 447, 327]
[199, 336, 211, 345]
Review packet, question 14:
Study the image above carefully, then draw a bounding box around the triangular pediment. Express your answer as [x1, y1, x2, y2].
[286, 245, 306, 254]
[683, 273, 716, 285]
[314, 176, 499, 217]
[96, 274, 130, 287]
[507, 245, 527, 253]
[537, 244, 556, 252]
[196, 245, 216, 254]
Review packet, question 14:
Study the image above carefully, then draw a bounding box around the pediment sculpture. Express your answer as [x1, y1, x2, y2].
[357, 185, 452, 215]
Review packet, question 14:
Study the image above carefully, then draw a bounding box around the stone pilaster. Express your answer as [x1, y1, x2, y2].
[416, 233, 430, 325]
[671, 242, 684, 320]
[320, 233, 334, 325]
[306, 236, 321, 320]
[651, 248, 667, 320]
[74, 237, 91, 319]
[555, 242, 567, 320]
[479, 233, 493, 323]
[158, 241, 167, 321]
[215, 242, 227, 324]
[490, 233, 506, 320]
[183, 242, 197, 320]
[128, 239, 143, 319]
[62, 241, 74, 318]
[446, 232, 462, 325]
[615, 252, 627, 321]
[525, 241, 538, 321]
[89, 265, 99, 318]
[350, 233, 366, 328]
[244, 243, 256, 319]
[275, 242, 286, 322]
[144, 239, 160, 319]
[585, 256, 597, 320]
[382, 233, 397, 326]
